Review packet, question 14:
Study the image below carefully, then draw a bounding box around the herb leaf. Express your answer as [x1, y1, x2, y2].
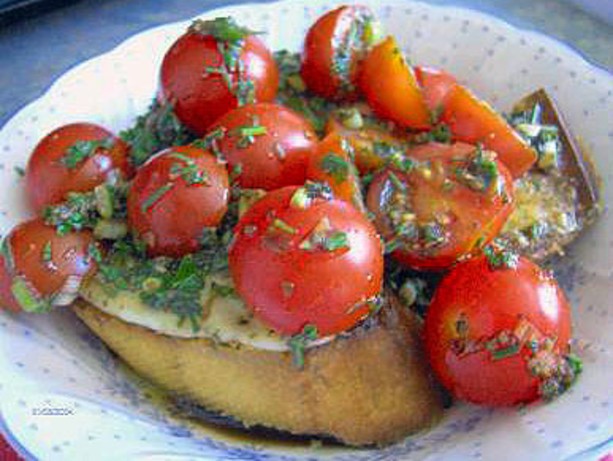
[61, 138, 113, 169]
[189, 17, 257, 43]
[288, 324, 318, 369]
[320, 153, 349, 184]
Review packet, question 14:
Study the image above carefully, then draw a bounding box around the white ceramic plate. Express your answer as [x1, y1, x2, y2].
[0, 0, 611, 459]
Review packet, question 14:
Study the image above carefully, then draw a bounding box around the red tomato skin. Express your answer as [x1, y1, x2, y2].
[441, 85, 537, 178]
[359, 36, 431, 130]
[25, 123, 132, 213]
[0, 218, 96, 312]
[413, 65, 458, 110]
[208, 103, 317, 190]
[160, 31, 278, 136]
[424, 256, 572, 406]
[127, 146, 229, 257]
[367, 142, 515, 270]
[229, 186, 383, 336]
[301, 5, 373, 100]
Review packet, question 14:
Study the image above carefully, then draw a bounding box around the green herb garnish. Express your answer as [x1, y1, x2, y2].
[120, 100, 193, 167]
[140, 183, 174, 213]
[288, 324, 318, 369]
[323, 231, 350, 252]
[41, 242, 52, 263]
[483, 245, 519, 270]
[320, 153, 349, 184]
[62, 138, 113, 169]
[189, 17, 257, 43]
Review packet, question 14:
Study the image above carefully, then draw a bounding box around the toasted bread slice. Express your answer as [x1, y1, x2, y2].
[72, 294, 443, 446]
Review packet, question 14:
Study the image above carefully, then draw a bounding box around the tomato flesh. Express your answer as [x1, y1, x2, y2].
[306, 132, 361, 205]
[301, 5, 377, 100]
[207, 102, 316, 190]
[325, 116, 410, 174]
[127, 146, 229, 257]
[229, 185, 383, 336]
[25, 123, 132, 213]
[359, 36, 431, 130]
[366, 142, 515, 270]
[0, 218, 97, 312]
[424, 255, 573, 406]
[413, 65, 458, 111]
[160, 21, 279, 136]
[441, 84, 537, 178]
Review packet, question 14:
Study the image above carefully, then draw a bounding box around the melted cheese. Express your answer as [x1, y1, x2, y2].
[79, 274, 332, 351]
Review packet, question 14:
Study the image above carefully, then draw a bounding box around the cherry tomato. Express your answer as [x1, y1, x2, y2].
[306, 132, 362, 205]
[160, 18, 279, 136]
[127, 146, 229, 257]
[359, 36, 431, 130]
[414, 65, 458, 111]
[366, 142, 514, 270]
[25, 123, 132, 213]
[301, 5, 379, 100]
[441, 84, 537, 178]
[0, 218, 97, 313]
[325, 115, 410, 174]
[424, 254, 574, 406]
[229, 184, 383, 336]
[207, 102, 317, 190]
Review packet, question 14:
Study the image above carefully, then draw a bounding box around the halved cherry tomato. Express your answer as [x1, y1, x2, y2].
[25, 123, 132, 213]
[359, 36, 431, 130]
[0, 218, 97, 312]
[325, 115, 409, 174]
[160, 18, 279, 136]
[127, 146, 229, 257]
[229, 184, 383, 336]
[414, 65, 458, 111]
[366, 142, 514, 270]
[301, 5, 378, 100]
[306, 132, 362, 206]
[441, 84, 537, 178]
[424, 253, 575, 406]
[207, 102, 317, 190]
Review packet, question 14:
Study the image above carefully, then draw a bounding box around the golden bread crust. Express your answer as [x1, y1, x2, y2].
[72, 296, 443, 446]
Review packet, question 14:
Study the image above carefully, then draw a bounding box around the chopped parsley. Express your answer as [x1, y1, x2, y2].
[320, 153, 349, 183]
[189, 17, 257, 43]
[43, 181, 128, 235]
[483, 245, 519, 270]
[61, 138, 114, 169]
[41, 241, 52, 263]
[140, 183, 174, 213]
[169, 152, 210, 186]
[323, 231, 350, 251]
[120, 100, 194, 167]
[288, 324, 318, 369]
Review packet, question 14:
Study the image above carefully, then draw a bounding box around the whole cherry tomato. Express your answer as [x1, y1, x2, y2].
[229, 183, 383, 336]
[301, 5, 379, 100]
[127, 146, 229, 257]
[424, 253, 576, 406]
[359, 36, 431, 130]
[441, 84, 537, 178]
[160, 18, 279, 136]
[0, 218, 97, 312]
[366, 142, 515, 270]
[207, 102, 317, 190]
[413, 65, 458, 111]
[25, 123, 132, 213]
